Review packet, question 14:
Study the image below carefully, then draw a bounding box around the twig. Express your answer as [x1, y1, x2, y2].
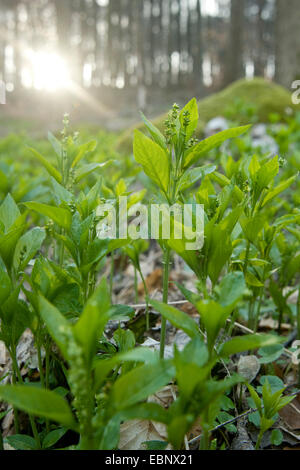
[129, 299, 188, 309]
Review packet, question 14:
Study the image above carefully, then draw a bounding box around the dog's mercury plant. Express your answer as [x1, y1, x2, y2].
[134, 99, 250, 356]
[0, 101, 299, 450]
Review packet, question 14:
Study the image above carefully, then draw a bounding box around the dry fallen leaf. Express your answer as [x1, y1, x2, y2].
[148, 385, 176, 408]
[279, 398, 300, 431]
[259, 317, 291, 331]
[119, 385, 176, 450]
[179, 302, 199, 318]
[0, 341, 8, 365]
[119, 419, 169, 450]
[237, 355, 260, 383]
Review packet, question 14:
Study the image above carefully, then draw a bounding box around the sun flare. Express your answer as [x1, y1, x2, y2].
[25, 50, 71, 92]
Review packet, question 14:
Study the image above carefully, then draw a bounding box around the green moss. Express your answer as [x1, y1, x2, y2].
[116, 78, 297, 154]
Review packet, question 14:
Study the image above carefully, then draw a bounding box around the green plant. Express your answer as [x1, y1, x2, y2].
[133, 99, 250, 356]
[0, 102, 299, 451]
[247, 379, 295, 450]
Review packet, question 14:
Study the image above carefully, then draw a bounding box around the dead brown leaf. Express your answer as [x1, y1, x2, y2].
[279, 398, 300, 431]
[259, 318, 291, 332]
[119, 419, 169, 450]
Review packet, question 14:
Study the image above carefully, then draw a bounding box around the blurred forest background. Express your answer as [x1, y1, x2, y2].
[0, 0, 299, 130]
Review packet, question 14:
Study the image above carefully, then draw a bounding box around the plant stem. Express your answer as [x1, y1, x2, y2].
[45, 340, 50, 390]
[160, 247, 171, 359]
[110, 253, 114, 301]
[199, 414, 210, 450]
[11, 369, 20, 434]
[140, 269, 150, 330]
[58, 229, 65, 267]
[254, 287, 264, 333]
[243, 240, 251, 275]
[248, 299, 255, 330]
[134, 267, 138, 303]
[255, 430, 263, 450]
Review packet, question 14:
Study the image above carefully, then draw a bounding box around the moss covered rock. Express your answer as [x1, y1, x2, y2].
[116, 78, 297, 154]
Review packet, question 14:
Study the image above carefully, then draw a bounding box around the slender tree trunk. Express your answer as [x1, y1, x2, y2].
[13, 4, 22, 90]
[254, 0, 266, 76]
[275, 0, 300, 87]
[92, 0, 100, 86]
[224, 0, 245, 85]
[136, 0, 146, 110]
[193, 0, 203, 96]
[54, 0, 72, 58]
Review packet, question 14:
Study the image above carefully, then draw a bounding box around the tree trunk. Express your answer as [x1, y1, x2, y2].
[275, 0, 300, 88]
[254, 0, 266, 77]
[193, 0, 203, 96]
[224, 0, 245, 85]
[54, 0, 72, 58]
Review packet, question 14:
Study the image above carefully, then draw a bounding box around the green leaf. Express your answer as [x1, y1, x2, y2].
[0, 270, 12, 304]
[184, 125, 251, 168]
[109, 304, 135, 322]
[42, 428, 67, 449]
[24, 202, 72, 231]
[13, 227, 46, 272]
[173, 337, 210, 396]
[48, 131, 62, 158]
[75, 162, 111, 183]
[0, 221, 27, 270]
[207, 227, 232, 285]
[219, 334, 283, 357]
[245, 271, 264, 287]
[178, 165, 216, 192]
[143, 440, 168, 450]
[0, 194, 21, 232]
[167, 415, 194, 449]
[258, 344, 284, 364]
[196, 300, 229, 352]
[259, 375, 285, 393]
[114, 328, 135, 353]
[247, 384, 262, 415]
[6, 434, 38, 450]
[271, 429, 283, 446]
[173, 282, 201, 306]
[140, 112, 167, 150]
[217, 271, 247, 309]
[51, 178, 74, 204]
[269, 281, 290, 315]
[93, 347, 159, 389]
[179, 97, 199, 141]
[240, 213, 266, 243]
[0, 386, 77, 429]
[28, 147, 62, 183]
[71, 140, 97, 169]
[109, 360, 175, 410]
[38, 295, 73, 360]
[150, 299, 199, 338]
[133, 130, 169, 194]
[252, 156, 279, 201]
[73, 278, 111, 364]
[166, 237, 202, 279]
[262, 174, 298, 207]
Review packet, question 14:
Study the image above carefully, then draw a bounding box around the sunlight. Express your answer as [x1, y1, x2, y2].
[202, 0, 219, 16]
[26, 50, 71, 91]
